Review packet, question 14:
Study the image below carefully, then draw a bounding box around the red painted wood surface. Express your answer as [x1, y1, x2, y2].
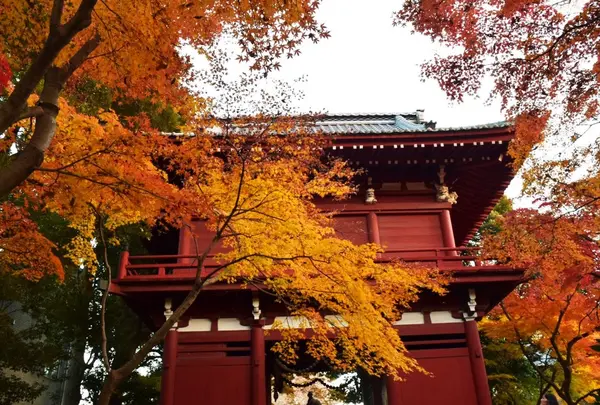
[160, 329, 177, 405]
[466, 320, 492, 405]
[387, 348, 478, 405]
[173, 360, 251, 405]
[378, 213, 444, 251]
[333, 215, 369, 244]
[251, 323, 266, 405]
[174, 339, 252, 405]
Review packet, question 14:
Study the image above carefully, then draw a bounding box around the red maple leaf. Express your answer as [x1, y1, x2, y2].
[0, 52, 11, 92]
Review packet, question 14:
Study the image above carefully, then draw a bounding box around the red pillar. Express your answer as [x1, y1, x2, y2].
[386, 375, 402, 405]
[118, 251, 129, 280]
[440, 209, 458, 256]
[178, 223, 192, 265]
[251, 321, 266, 405]
[367, 212, 381, 244]
[465, 319, 492, 405]
[160, 328, 178, 405]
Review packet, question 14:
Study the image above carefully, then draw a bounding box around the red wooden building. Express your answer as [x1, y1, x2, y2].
[110, 112, 524, 405]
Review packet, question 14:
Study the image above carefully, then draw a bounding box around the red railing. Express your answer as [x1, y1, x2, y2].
[116, 247, 500, 281]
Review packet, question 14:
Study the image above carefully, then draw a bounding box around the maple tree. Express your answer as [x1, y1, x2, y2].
[0, 0, 330, 282]
[2, 45, 448, 404]
[480, 207, 600, 405]
[0, 0, 330, 193]
[397, 2, 600, 403]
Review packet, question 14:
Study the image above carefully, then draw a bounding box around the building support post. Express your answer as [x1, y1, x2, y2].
[367, 212, 381, 244]
[160, 328, 178, 405]
[440, 209, 457, 256]
[251, 320, 266, 405]
[464, 311, 491, 405]
[161, 298, 177, 405]
[386, 375, 402, 405]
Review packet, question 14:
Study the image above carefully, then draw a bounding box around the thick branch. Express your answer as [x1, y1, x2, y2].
[0, 35, 100, 197]
[0, 0, 98, 133]
[16, 106, 45, 121]
[50, 0, 65, 35]
[575, 388, 600, 404]
[63, 33, 101, 76]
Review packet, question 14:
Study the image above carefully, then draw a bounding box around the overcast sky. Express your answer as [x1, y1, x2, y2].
[265, 0, 505, 128]
[190, 0, 505, 128]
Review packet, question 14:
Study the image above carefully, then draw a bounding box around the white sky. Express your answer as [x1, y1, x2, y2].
[267, 0, 505, 128]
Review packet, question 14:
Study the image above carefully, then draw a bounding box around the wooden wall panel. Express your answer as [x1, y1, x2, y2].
[397, 348, 477, 405]
[179, 220, 228, 256]
[174, 361, 251, 405]
[332, 215, 369, 245]
[378, 214, 444, 250]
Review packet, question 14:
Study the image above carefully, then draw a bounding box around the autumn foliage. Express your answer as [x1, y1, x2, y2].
[0, 2, 451, 402]
[0, 202, 63, 281]
[79, 112, 446, 403]
[396, 0, 600, 168]
[0, 0, 331, 278]
[398, 2, 600, 402]
[481, 207, 600, 404]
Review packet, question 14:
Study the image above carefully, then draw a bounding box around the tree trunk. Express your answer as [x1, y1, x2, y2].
[0, 30, 100, 197]
[108, 314, 151, 405]
[61, 349, 86, 405]
[98, 370, 122, 405]
[0, 70, 62, 197]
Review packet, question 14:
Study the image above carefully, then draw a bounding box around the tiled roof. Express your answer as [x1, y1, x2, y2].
[163, 113, 509, 137]
[316, 112, 508, 134]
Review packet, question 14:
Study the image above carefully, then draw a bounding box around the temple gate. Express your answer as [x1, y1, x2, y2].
[110, 112, 524, 405]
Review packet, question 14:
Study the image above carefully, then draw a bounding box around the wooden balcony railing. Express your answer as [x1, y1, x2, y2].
[116, 246, 505, 282]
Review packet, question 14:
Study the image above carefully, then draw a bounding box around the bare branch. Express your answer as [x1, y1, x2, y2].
[35, 168, 125, 190]
[94, 208, 112, 373]
[38, 142, 117, 172]
[575, 388, 600, 404]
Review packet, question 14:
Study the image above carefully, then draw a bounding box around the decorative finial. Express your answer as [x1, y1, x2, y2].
[365, 177, 377, 204]
[164, 298, 178, 328]
[467, 288, 477, 313]
[252, 297, 261, 320]
[164, 298, 173, 320]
